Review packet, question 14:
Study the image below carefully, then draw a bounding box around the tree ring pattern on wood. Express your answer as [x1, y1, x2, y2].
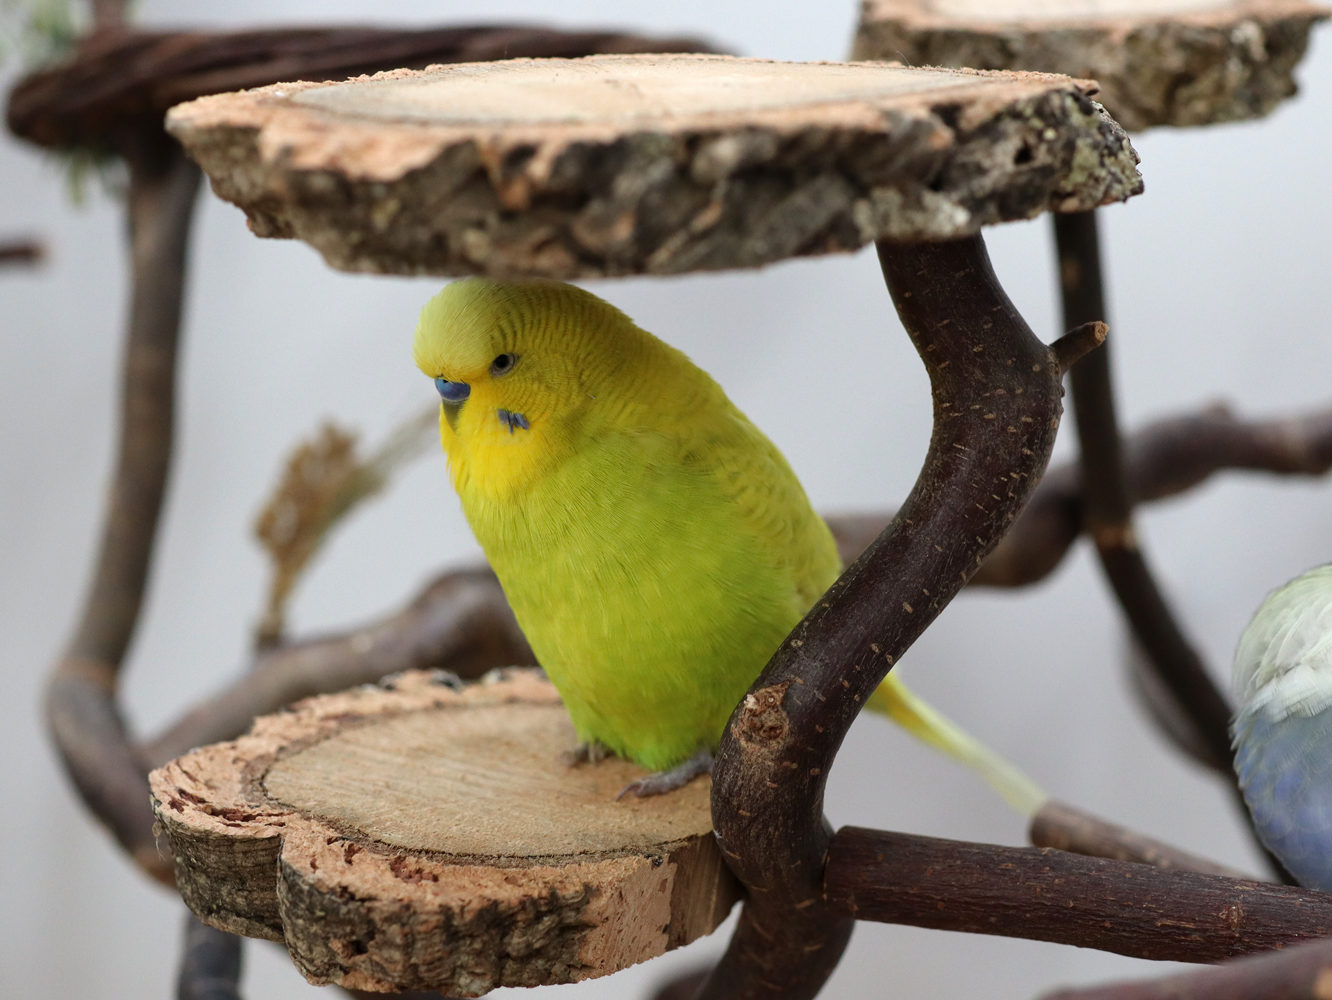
[149, 668, 740, 996]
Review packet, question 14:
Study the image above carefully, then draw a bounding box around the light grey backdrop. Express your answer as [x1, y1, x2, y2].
[3, 2, 1330, 997]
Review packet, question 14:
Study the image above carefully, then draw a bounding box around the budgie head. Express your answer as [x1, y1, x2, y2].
[413, 278, 700, 496]
[414, 278, 643, 447]
[1233, 564, 1332, 725]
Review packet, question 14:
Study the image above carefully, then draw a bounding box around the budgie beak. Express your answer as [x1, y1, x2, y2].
[434, 378, 469, 432]
[434, 378, 470, 404]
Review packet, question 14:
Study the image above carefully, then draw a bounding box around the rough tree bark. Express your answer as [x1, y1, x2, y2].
[851, 0, 1331, 131]
[698, 234, 1077, 1000]
[824, 826, 1332, 962]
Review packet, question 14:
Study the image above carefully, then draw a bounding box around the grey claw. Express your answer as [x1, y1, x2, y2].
[615, 748, 714, 800]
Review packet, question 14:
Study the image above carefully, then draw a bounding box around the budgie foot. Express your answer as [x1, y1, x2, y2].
[561, 741, 612, 767]
[617, 748, 714, 800]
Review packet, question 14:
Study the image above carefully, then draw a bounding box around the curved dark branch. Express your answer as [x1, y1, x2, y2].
[1053, 210, 1289, 880]
[1057, 210, 1232, 768]
[1038, 937, 1332, 1000]
[140, 567, 533, 768]
[45, 132, 200, 884]
[699, 234, 1065, 1000]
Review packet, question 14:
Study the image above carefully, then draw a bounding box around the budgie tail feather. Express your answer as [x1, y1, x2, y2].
[867, 672, 1047, 817]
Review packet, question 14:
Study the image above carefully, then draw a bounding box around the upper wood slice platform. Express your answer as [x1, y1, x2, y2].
[149, 668, 739, 997]
[854, 0, 1330, 131]
[165, 53, 1141, 279]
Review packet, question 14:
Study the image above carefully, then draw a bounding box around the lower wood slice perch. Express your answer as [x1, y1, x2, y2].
[149, 669, 739, 996]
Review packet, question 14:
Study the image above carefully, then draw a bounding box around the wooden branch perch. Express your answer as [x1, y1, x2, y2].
[1039, 937, 1332, 1000]
[44, 132, 200, 885]
[151, 671, 739, 996]
[700, 234, 1066, 1000]
[825, 826, 1332, 963]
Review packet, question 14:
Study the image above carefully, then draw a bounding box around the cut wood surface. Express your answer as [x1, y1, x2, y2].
[149, 668, 739, 997]
[854, 0, 1330, 130]
[165, 53, 1142, 278]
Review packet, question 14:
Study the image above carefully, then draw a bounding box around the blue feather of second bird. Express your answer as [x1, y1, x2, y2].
[1236, 708, 1332, 889]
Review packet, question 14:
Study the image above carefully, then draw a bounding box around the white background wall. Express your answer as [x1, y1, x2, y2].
[3, 2, 1331, 997]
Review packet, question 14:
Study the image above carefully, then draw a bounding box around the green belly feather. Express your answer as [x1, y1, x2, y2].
[466, 426, 840, 771]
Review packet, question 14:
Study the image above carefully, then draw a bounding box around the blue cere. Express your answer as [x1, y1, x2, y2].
[435, 378, 470, 403]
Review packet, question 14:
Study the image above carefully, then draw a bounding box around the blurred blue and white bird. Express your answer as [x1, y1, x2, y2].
[1233, 564, 1332, 888]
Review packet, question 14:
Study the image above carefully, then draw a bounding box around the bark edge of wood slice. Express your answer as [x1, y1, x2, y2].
[149, 668, 740, 997]
[854, 0, 1330, 131]
[165, 52, 1142, 278]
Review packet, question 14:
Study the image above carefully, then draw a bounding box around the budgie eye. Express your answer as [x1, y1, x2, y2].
[490, 353, 517, 377]
[434, 378, 470, 403]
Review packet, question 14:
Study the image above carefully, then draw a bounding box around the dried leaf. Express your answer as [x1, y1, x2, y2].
[252, 405, 439, 647]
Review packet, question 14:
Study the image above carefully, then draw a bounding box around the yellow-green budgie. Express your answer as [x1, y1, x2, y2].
[414, 278, 1044, 807]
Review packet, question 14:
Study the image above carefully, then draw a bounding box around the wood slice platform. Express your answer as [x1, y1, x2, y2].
[853, 0, 1330, 131]
[164, 53, 1142, 278]
[149, 669, 739, 996]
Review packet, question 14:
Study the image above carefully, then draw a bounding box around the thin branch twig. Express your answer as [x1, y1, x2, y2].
[0, 238, 45, 266]
[1052, 321, 1109, 375]
[1030, 799, 1250, 878]
[698, 234, 1066, 1000]
[45, 131, 200, 884]
[825, 826, 1332, 962]
[1039, 935, 1332, 1000]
